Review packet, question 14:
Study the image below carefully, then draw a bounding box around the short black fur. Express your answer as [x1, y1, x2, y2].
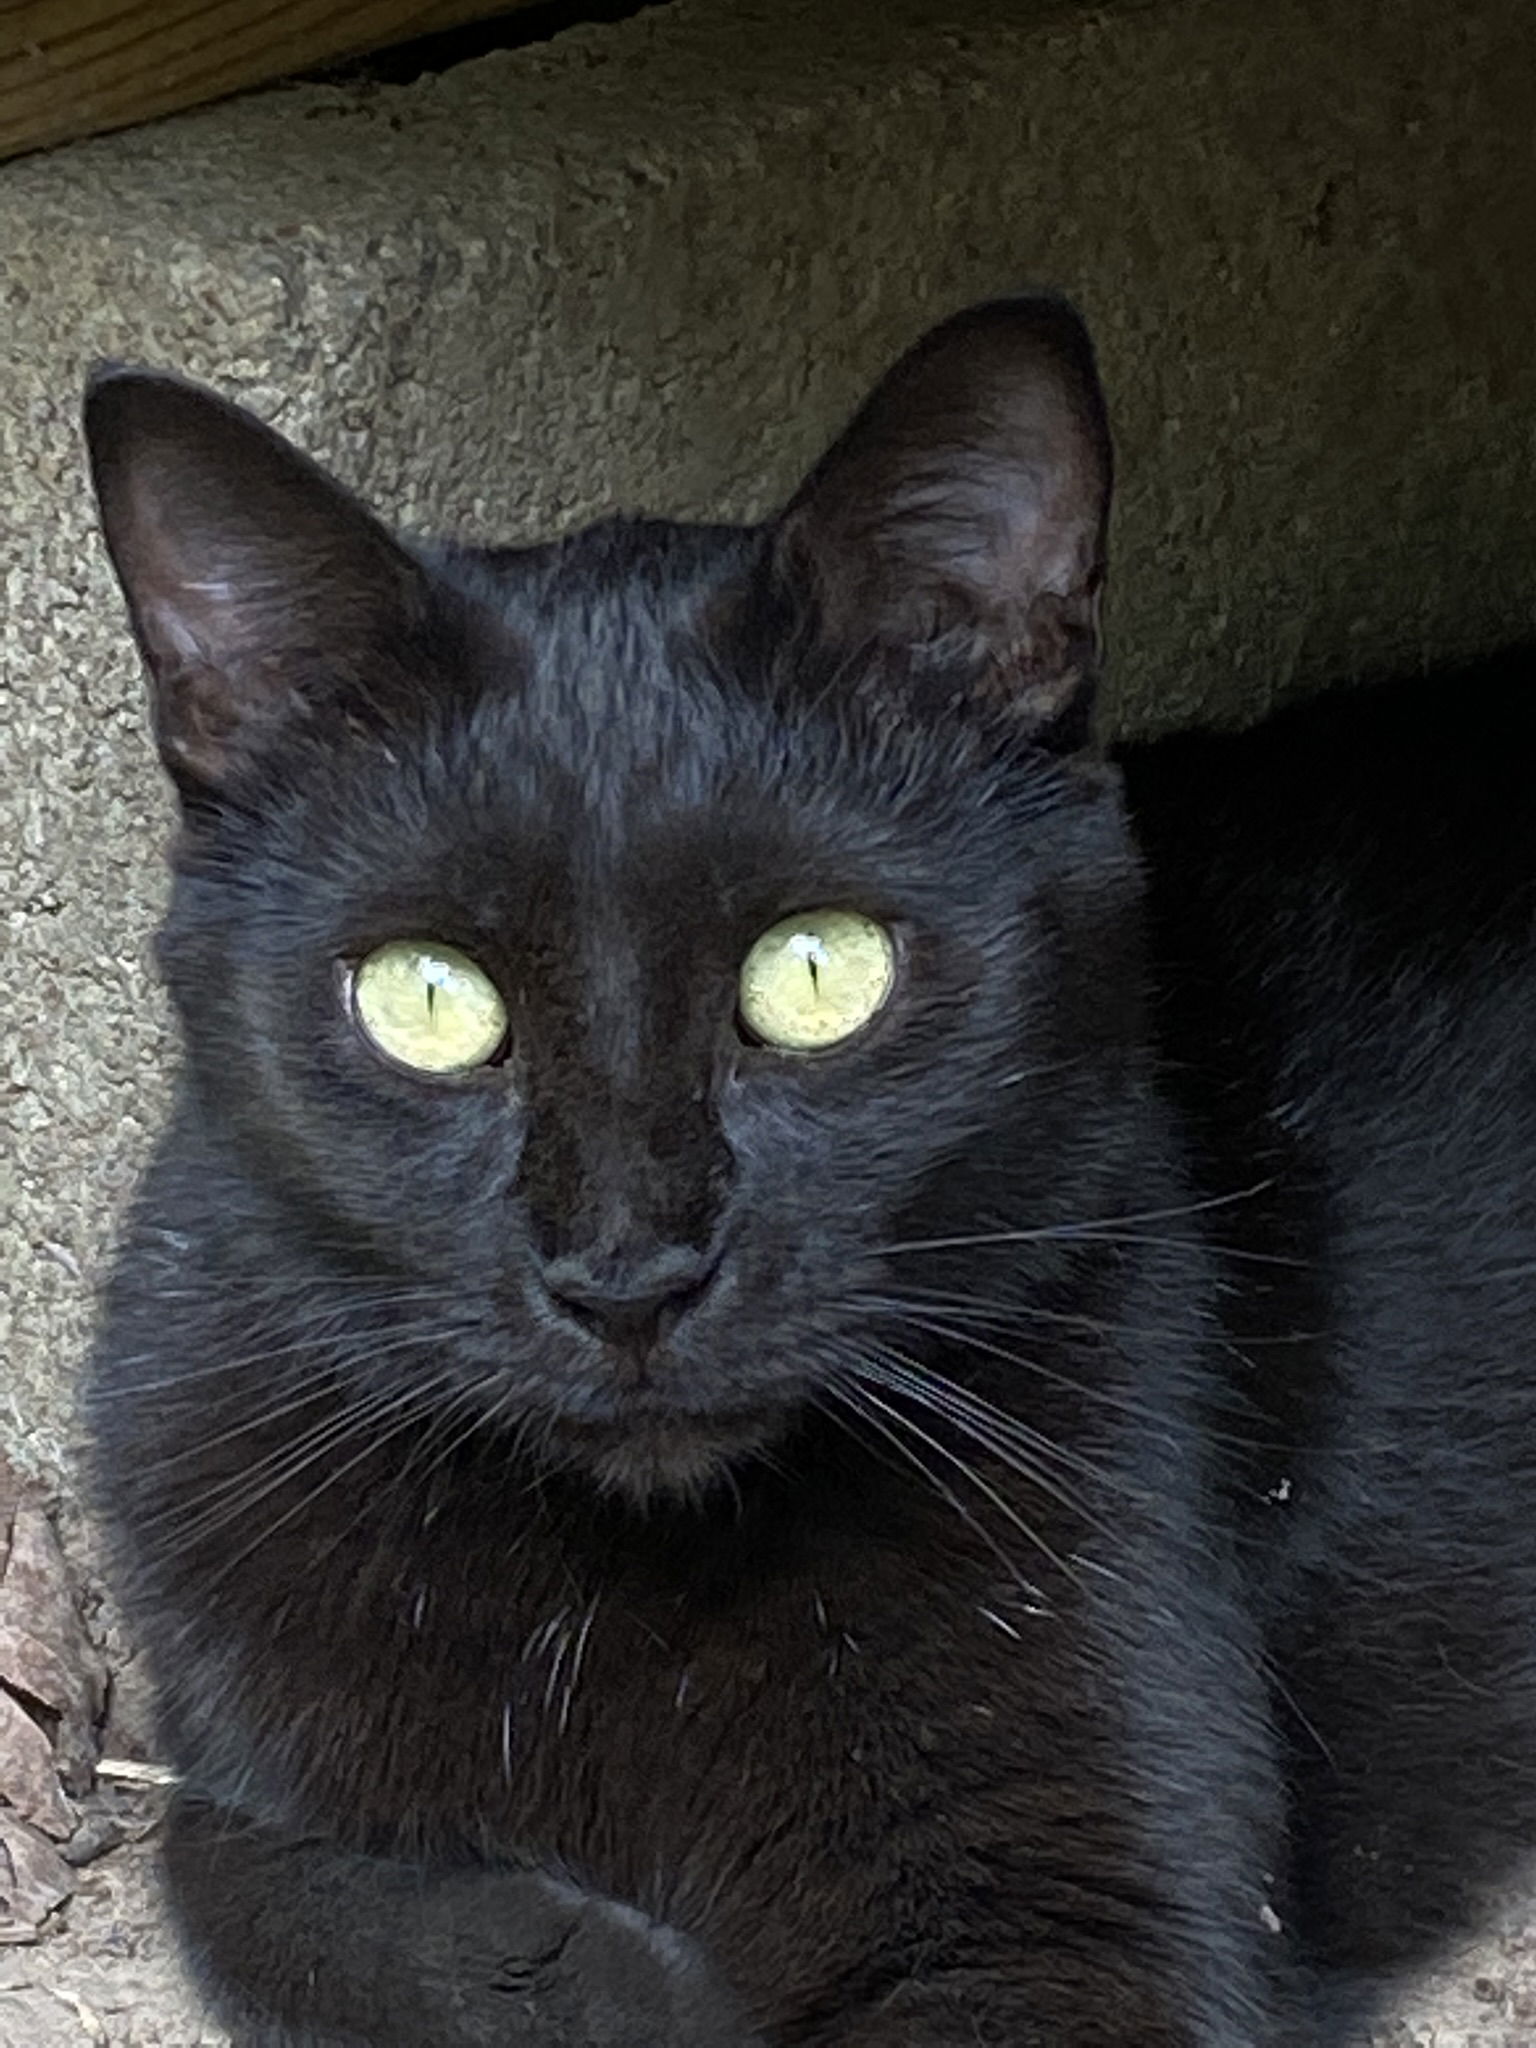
[82, 301, 1536, 2045]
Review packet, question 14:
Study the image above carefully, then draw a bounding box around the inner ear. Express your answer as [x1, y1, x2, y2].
[773, 295, 1113, 749]
[84, 367, 435, 798]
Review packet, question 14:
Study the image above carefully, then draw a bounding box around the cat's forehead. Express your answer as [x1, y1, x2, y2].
[294, 520, 1077, 940]
[461, 518, 747, 678]
[451, 521, 757, 778]
[445, 527, 833, 825]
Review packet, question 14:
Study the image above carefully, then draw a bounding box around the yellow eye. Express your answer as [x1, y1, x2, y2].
[739, 909, 895, 1051]
[352, 941, 507, 1074]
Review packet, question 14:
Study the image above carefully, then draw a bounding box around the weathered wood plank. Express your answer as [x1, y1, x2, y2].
[0, 1, 537, 164]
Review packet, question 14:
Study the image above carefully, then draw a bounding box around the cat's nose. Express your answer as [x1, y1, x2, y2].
[540, 1246, 717, 1352]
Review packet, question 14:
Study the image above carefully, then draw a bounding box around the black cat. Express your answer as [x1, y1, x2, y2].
[81, 297, 1536, 2046]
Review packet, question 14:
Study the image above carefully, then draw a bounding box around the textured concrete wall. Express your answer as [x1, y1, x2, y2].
[4, 0, 1536, 1475]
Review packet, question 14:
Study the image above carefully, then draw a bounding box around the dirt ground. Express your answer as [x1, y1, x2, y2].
[0, 1790, 224, 2048]
[2, 1798, 1534, 2047]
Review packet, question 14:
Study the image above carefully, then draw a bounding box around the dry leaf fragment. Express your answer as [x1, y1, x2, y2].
[0, 1467, 106, 1795]
[0, 1691, 73, 1839]
[0, 1810, 73, 1944]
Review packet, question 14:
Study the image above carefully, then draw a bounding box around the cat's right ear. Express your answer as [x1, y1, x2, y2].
[84, 367, 434, 799]
[773, 296, 1113, 752]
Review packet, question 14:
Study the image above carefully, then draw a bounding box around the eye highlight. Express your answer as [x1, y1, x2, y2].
[351, 941, 507, 1074]
[739, 909, 896, 1052]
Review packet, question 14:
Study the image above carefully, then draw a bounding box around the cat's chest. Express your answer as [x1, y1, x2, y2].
[397, 1531, 1053, 2003]
[253, 1484, 1059, 1928]
[159, 1412, 1150, 2023]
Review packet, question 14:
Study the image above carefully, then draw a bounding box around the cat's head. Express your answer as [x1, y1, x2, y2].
[86, 298, 1144, 1506]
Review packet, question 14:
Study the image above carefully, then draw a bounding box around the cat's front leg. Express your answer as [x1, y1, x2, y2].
[828, 1988, 1231, 2048]
[823, 1957, 1297, 2048]
[163, 1791, 758, 2047]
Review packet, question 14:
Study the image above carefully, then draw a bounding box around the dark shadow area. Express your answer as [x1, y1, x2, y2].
[309, 1, 674, 89]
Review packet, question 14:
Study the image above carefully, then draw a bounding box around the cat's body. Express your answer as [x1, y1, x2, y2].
[81, 302, 1536, 2046]
[1128, 664, 1536, 2001]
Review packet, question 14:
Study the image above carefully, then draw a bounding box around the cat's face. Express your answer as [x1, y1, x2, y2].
[86, 298, 1140, 1503]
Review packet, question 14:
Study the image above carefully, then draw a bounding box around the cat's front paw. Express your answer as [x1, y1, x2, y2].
[428, 1869, 756, 2047]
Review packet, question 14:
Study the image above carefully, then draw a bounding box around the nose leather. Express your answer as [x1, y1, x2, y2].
[541, 1244, 716, 1350]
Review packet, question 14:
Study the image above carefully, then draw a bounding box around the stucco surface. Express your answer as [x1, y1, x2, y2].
[2, 0, 1534, 2037]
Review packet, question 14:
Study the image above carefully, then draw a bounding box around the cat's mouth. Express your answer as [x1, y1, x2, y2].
[546, 1400, 791, 1508]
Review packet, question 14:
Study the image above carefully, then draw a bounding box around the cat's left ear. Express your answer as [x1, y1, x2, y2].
[84, 366, 435, 799]
[773, 296, 1112, 751]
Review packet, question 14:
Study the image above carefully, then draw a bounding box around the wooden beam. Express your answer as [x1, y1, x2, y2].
[0, 2, 540, 165]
